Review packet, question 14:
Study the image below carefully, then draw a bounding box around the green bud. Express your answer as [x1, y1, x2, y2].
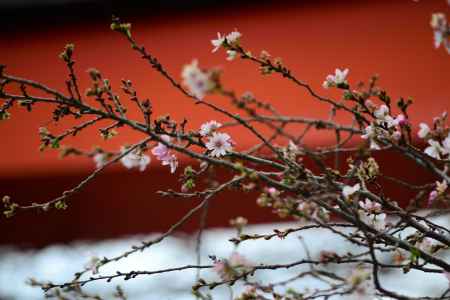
[54, 200, 68, 210]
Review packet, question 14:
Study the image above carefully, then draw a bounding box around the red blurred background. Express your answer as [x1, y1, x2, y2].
[0, 0, 449, 247]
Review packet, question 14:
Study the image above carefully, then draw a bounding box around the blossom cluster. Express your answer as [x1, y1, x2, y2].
[211, 30, 242, 60]
[342, 184, 386, 231]
[200, 120, 234, 157]
[361, 104, 407, 150]
[322, 68, 349, 89]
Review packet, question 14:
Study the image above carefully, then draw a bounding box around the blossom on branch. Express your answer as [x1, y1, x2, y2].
[211, 32, 225, 52]
[361, 125, 382, 150]
[120, 147, 150, 171]
[359, 198, 382, 213]
[424, 139, 444, 159]
[322, 68, 349, 89]
[93, 152, 108, 169]
[342, 183, 360, 199]
[418, 123, 431, 139]
[210, 30, 242, 53]
[199, 120, 222, 137]
[205, 132, 233, 157]
[151, 135, 178, 173]
[181, 60, 215, 99]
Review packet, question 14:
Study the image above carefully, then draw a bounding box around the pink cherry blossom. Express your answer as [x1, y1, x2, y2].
[205, 132, 233, 157]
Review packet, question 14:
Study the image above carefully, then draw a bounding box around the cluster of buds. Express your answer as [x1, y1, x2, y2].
[256, 187, 280, 208]
[347, 157, 380, 182]
[180, 166, 197, 192]
[38, 127, 60, 151]
[259, 56, 284, 75]
[2, 195, 18, 218]
[362, 104, 409, 150]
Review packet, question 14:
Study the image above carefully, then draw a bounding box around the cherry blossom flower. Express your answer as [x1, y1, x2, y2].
[322, 68, 349, 89]
[211, 32, 225, 52]
[199, 120, 222, 137]
[424, 139, 444, 159]
[374, 105, 396, 128]
[151, 135, 171, 160]
[418, 123, 430, 139]
[161, 154, 178, 174]
[181, 60, 214, 100]
[210, 30, 242, 53]
[361, 125, 382, 150]
[120, 147, 150, 171]
[93, 152, 108, 169]
[226, 30, 242, 45]
[151, 135, 178, 173]
[342, 183, 360, 199]
[205, 132, 233, 157]
[359, 198, 382, 213]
